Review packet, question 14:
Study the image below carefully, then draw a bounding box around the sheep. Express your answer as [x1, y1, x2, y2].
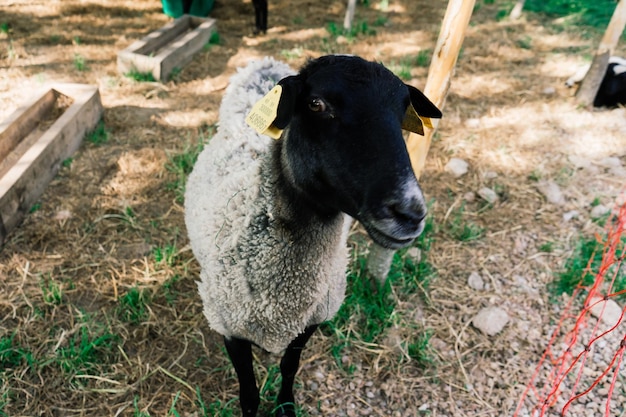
[565, 56, 626, 108]
[184, 55, 442, 417]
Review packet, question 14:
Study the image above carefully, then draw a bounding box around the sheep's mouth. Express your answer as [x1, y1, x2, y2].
[361, 219, 424, 250]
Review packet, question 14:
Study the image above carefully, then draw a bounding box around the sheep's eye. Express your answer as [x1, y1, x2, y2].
[308, 98, 326, 113]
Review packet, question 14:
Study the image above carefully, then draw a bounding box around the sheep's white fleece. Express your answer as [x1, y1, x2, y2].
[185, 58, 350, 354]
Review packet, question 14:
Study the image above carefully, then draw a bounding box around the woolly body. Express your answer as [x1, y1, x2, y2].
[185, 58, 349, 354]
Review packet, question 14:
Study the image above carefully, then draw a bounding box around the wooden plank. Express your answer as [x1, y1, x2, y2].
[117, 15, 217, 82]
[0, 84, 103, 246]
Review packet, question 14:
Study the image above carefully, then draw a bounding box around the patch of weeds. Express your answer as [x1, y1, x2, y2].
[125, 69, 156, 82]
[29, 202, 42, 213]
[117, 286, 151, 324]
[516, 35, 533, 49]
[373, 15, 388, 27]
[55, 322, 118, 375]
[549, 234, 626, 302]
[86, 120, 109, 145]
[73, 36, 81, 45]
[0, 333, 33, 370]
[153, 243, 178, 267]
[133, 397, 151, 417]
[40, 275, 63, 305]
[524, 0, 620, 35]
[528, 169, 542, 182]
[539, 241, 555, 253]
[161, 275, 181, 305]
[73, 54, 87, 71]
[62, 157, 73, 168]
[406, 328, 436, 369]
[195, 387, 237, 417]
[281, 47, 304, 60]
[203, 31, 220, 50]
[415, 49, 431, 67]
[0, 22, 10, 34]
[326, 20, 376, 40]
[445, 203, 484, 242]
[166, 128, 214, 203]
[389, 60, 412, 80]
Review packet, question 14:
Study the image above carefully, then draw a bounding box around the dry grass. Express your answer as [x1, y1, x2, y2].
[1, 0, 626, 416]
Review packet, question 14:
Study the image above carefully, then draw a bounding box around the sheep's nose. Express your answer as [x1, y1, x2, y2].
[386, 199, 427, 229]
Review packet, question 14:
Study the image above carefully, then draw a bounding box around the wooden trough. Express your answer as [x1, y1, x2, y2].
[117, 15, 217, 82]
[0, 84, 103, 246]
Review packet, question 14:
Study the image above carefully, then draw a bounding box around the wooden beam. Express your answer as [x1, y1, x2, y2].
[407, 0, 476, 178]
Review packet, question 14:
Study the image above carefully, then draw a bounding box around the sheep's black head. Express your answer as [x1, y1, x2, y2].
[272, 55, 441, 249]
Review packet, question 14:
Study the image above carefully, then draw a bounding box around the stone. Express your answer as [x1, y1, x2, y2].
[537, 180, 565, 205]
[468, 271, 484, 291]
[445, 158, 469, 177]
[478, 187, 498, 204]
[472, 306, 510, 336]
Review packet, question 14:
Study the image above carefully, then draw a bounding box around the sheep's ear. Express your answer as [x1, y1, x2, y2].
[401, 84, 442, 136]
[245, 75, 302, 139]
[273, 75, 302, 129]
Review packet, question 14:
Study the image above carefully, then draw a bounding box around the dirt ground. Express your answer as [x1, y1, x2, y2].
[1, 0, 626, 416]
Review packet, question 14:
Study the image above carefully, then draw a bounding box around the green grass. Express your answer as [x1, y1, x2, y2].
[444, 203, 484, 242]
[117, 286, 151, 324]
[86, 120, 109, 145]
[153, 243, 179, 267]
[406, 328, 436, 369]
[326, 20, 376, 40]
[0, 333, 33, 370]
[125, 69, 156, 82]
[523, 0, 625, 40]
[73, 54, 87, 71]
[549, 234, 626, 302]
[40, 275, 63, 305]
[55, 323, 118, 375]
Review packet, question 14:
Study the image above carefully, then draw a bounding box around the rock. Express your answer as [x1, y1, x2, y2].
[445, 158, 469, 177]
[483, 171, 498, 180]
[465, 118, 481, 129]
[463, 191, 476, 202]
[589, 297, 623, 328]
[563, 210, 579, 222]
[472, 306, 509, 336]
[542, 86, 556, 95]
[478, 187, 498, 204]
[568, 155, 593, 170]
[406, 247, 421, 263]
[467, 271, 484, 291]
[536, 180, 565, 205]
[54, 209, 73, 221]
[596, 156, 622, 169]
[590, 204, 610, 219]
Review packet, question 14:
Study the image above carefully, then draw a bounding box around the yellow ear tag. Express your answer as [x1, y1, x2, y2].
[245, 85, 284, 139]
[401, 104, 434, 135]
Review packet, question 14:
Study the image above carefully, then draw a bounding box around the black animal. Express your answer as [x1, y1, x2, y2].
[594, 56, 626, 108]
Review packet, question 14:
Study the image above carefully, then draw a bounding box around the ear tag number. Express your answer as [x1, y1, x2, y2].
[401, 104, 433, 136]
[245, 85, 284, 139]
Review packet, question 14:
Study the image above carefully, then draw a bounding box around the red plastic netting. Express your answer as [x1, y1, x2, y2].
[515, 202, 626, 417]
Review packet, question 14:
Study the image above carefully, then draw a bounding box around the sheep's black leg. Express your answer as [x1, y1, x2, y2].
[275, 325, 318, 417]
[251, 0, 268, 34]
[224, 336, 260, 417]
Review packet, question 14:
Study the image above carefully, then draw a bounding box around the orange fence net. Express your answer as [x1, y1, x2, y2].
[515, 202, 626, 417]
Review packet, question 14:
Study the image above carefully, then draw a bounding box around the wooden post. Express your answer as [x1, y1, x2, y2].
[509, 0, 526, 20]
[576, 0, 626, 106]
[366, 0, 476, 284]
[344, 0, 357, 32]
